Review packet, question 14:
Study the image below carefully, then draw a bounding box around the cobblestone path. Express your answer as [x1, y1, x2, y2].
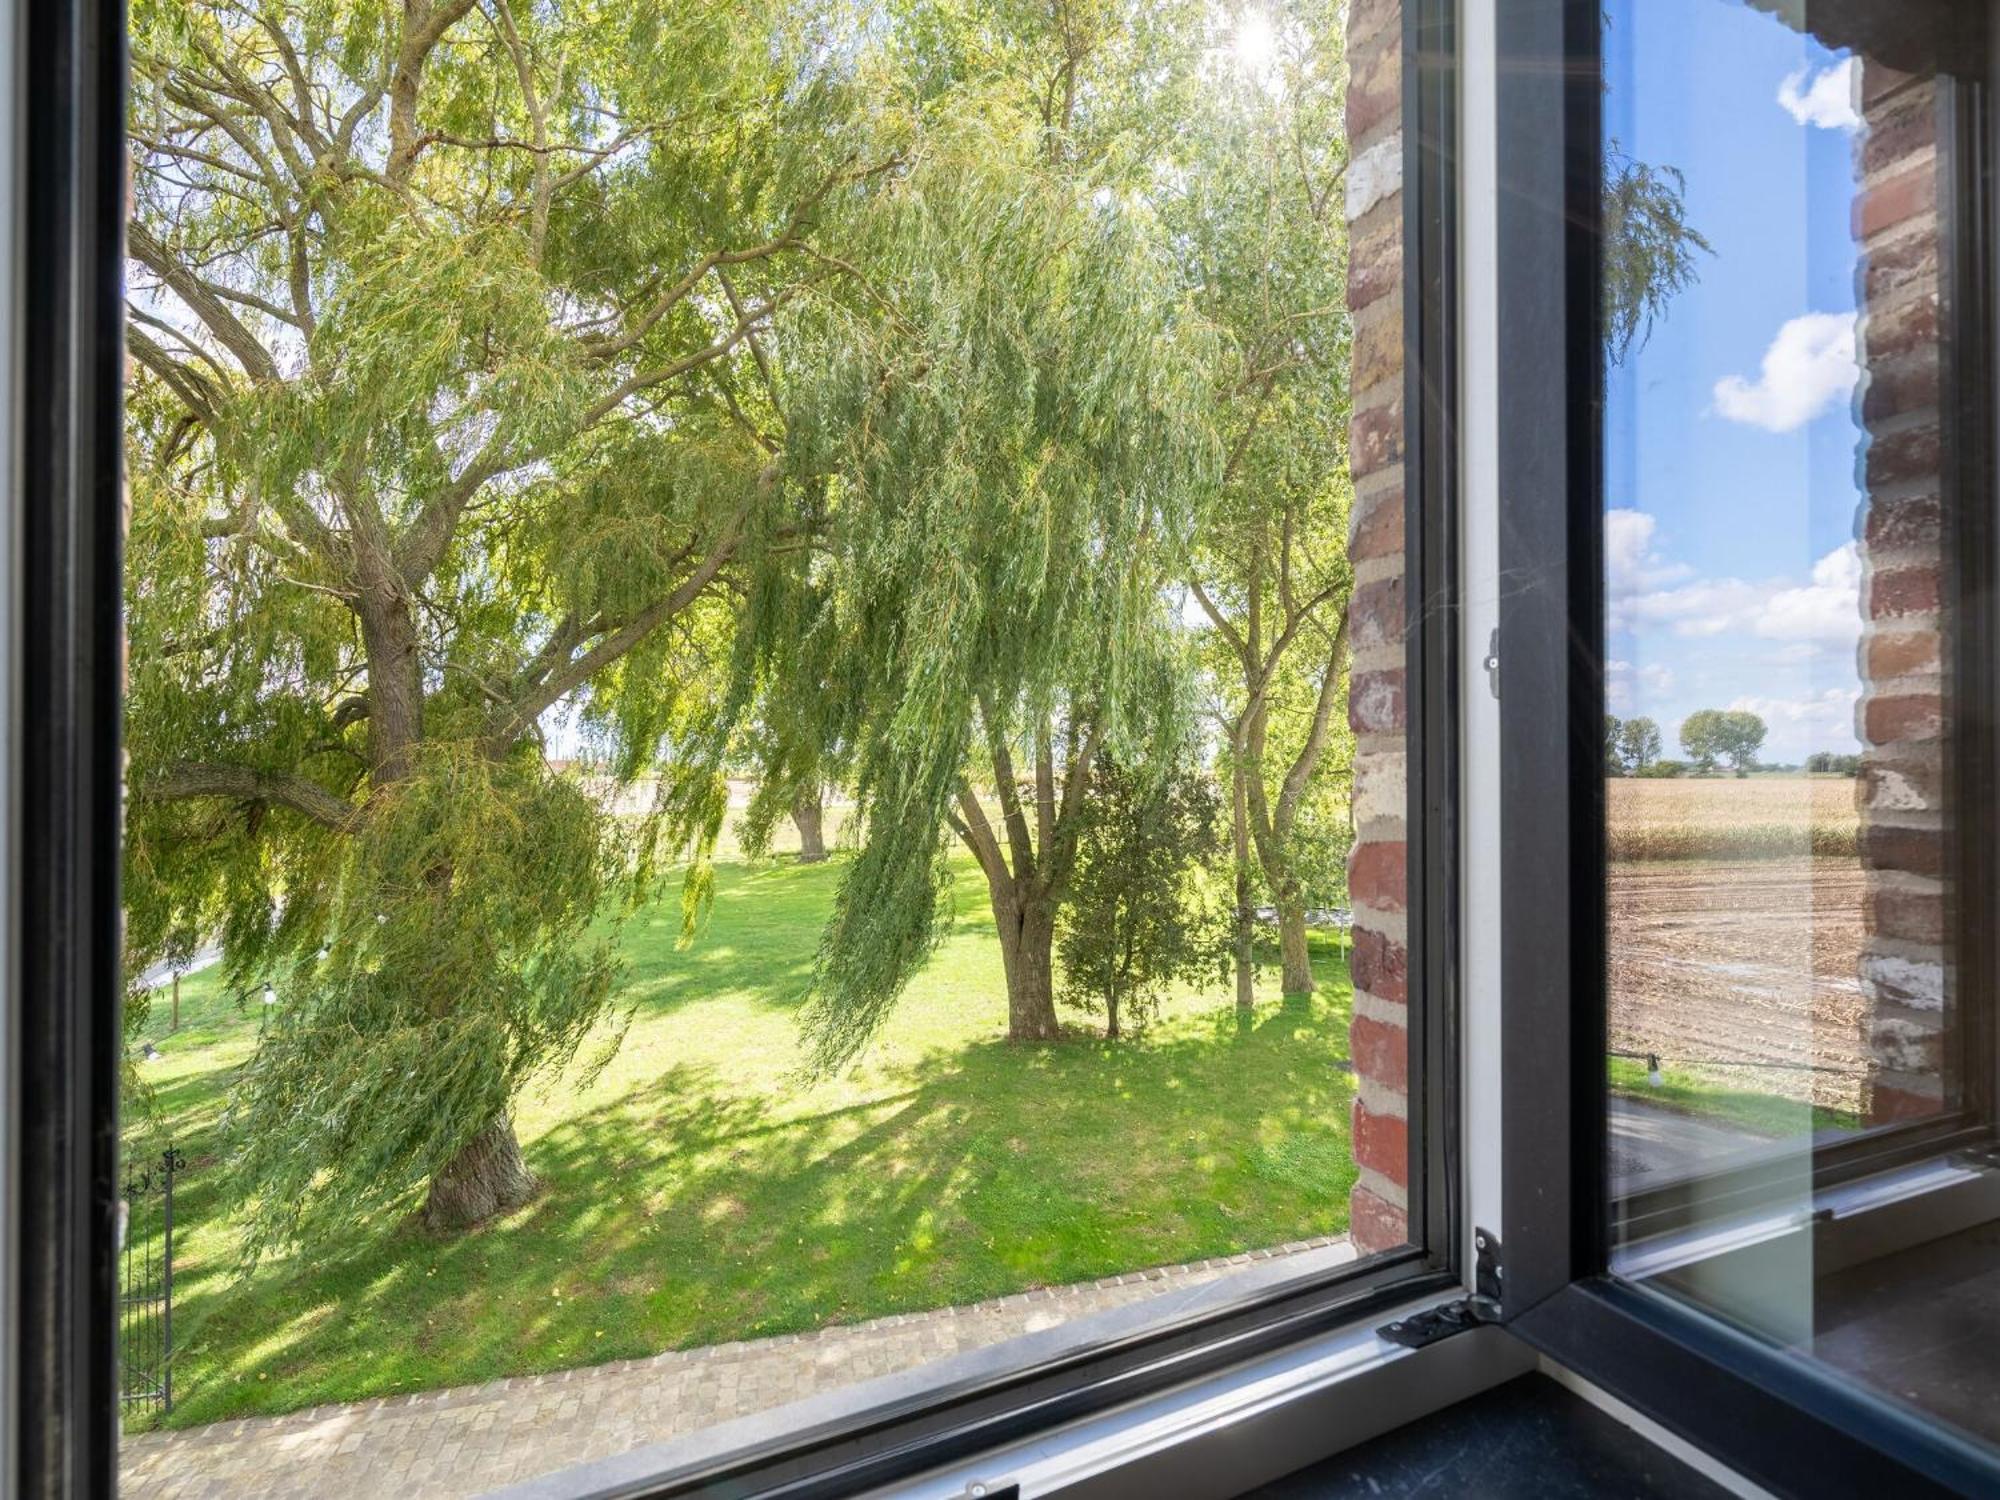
[121, 1237, 1347, 1499]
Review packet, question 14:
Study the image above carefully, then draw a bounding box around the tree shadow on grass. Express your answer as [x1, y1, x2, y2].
[151, 983, 1356, 1430]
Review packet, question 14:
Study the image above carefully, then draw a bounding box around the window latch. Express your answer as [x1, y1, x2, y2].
[1377, 1228, 1504, 1349]
[1482, 628, 1500, 699]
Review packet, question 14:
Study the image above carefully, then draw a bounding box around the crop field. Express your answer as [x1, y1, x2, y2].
[1607, 775, 1859, 862]
[1608, 776, 1869, 1123]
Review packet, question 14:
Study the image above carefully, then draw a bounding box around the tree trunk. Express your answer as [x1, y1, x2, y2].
[792, 788, 827, 863]
[423, 1115, 538, 1231]
[994, 892, 1062, 1042]
[1278, 899, 1316, 996]
[1230, 762, 1256, 1012]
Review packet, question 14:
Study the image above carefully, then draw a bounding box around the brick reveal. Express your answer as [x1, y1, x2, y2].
[1343, 0, 1411, 1257]
[1855, 65, 1952, 1127]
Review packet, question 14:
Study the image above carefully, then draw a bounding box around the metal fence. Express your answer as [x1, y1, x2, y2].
[120, 1146, 184, 1418]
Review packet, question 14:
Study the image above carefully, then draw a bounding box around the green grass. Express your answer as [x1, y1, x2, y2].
[123, 855, 1356, 1430]
[1607, 1055, 1862, 1138]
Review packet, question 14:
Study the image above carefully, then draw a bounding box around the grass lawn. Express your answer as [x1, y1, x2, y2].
[124, 854, 1357, 1430]
[1607, 1055, 1862, 1138]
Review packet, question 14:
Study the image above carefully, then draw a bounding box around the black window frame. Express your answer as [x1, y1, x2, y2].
[1490, 0, 2000, 1494]
[11, 0, 1469, 1495]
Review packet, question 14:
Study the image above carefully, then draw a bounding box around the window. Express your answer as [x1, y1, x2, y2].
[1491, 1, 2000, 1493]
[1599, 0, 2000, 1449]
[0, 0, 1462, 1494]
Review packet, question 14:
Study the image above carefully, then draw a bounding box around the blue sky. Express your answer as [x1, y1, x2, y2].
[1603, 0, 1874, 762]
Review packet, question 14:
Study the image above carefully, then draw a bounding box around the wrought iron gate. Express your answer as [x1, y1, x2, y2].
[120, 1146, 184, 1417]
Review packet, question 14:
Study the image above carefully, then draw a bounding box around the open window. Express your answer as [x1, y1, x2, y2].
[9, 0, 1477, 1495]
[1497, 0, 2000, 1492]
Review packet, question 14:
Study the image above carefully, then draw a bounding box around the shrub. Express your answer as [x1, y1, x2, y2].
[1057, 758, 1228, 1040]
[1635, 759, 1685, 779]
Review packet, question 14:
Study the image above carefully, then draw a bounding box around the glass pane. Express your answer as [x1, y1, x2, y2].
[116, 0, 1411, 1488]
[1602, 0, 2000, 1449]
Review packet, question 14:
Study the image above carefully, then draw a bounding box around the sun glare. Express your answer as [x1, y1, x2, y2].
[1234, 9, 1278, 75]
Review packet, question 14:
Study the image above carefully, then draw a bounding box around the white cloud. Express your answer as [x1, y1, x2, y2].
[1755, 540, 1861, 643]
[1777, 58, 1861, 131]
[1713, 311, 1859, 433]
[1605, 508, 1693, 596]
[1616, 576, 1770, 637]
[1727, 688, 1861, 757]
[1606, 659, 1676, 713]
[1611, 542, 1862, 652]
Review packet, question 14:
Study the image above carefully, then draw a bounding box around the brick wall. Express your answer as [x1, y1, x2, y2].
[1853, 62, 1952, 1125]
[1343, 0, 1410, 1257]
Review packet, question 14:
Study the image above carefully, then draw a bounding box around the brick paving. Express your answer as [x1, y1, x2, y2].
[120, 1236, 1347, 1499]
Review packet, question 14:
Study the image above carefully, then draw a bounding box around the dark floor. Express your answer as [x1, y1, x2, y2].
[1812, 1219, 2000, 1450]
[1245, 1374, 1726, 1499]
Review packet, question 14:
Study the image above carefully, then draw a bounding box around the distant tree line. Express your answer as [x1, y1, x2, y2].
[1605, 709, 1769, 778]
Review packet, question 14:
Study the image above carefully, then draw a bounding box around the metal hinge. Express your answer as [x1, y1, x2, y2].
[1377, 1228, 1504, 1349]
[1482, 628, 1501, 699]
[951, 1481, 1020, 1500]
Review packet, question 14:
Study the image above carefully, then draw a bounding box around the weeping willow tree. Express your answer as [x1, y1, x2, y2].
[664, 0, 1229, 1066]
[121, 0, 902, 1250]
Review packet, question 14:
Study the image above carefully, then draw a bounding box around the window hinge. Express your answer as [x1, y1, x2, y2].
[1377, 1228, 1504, 1349]
[951, 1481, 1020, 1500]
[1482, 628, 1500, 699]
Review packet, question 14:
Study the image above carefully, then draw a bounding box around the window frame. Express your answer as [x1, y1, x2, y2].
[10, 0, 1476, 1495]
[13, 0, 129, 1491]
[1490, 0, 2000, 1493]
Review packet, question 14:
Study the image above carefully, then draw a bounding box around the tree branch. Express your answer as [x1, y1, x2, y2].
[139, 760, 357, 831]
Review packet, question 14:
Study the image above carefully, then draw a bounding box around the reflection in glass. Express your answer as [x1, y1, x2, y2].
[1603, 0, 2000, 1452]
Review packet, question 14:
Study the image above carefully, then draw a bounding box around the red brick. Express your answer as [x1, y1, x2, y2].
[1353, 1097, 1409, 1182]
[1347, 211, 1401, 313]
[1863, 629, 1940, 681]
[1861, 232, 1939, 311]
[1350, 304, 1402, 395]
[1349, 840, 1407, 914]
[1866, 421, 1942, 491]
[1867, 887, 1947, 946]
[1348, 1185, 1408, 1257]
[1349, 484, 1406, 562]
[1862, 822, 1947, 878]
[1860, 354, 1938, 425]
[1854, 161, 1937, 240]
[1347, 0, 1399, 48]
[1350, 576, 1405, 653]
[1869, 1083, 1944, 1126]
[1861, 78, 1937, 178]
[1350, 397, 1404, 480]
[1350, 1012, 1409, 1092]
[1351, 927, 1409, 1005]
[1346, 31, 1400, 143]
[1866, 563, 1941, 621]
[1862, 292, 1940, 364]
[1862, 490, 1942, 553]
[1863, 692, 1944, 744]
[1349, 668, 1406, 736]
[1858, 751, 1943, 811]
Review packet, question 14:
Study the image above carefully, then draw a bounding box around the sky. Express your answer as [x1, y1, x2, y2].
[1602, 0, 1882, 764]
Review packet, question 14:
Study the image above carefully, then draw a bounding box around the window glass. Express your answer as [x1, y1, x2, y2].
[115, 0, 1412, 1489]
[1602, 0, 2000, 1450]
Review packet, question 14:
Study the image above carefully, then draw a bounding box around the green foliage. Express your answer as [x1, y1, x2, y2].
[1617, 715, 1662, 772]
[1057, 758, 1229, 1038]
[1604, 144, 1714, 359]
[123, 0, 843, 1251]
[1679, 708, 1766, 775]
[663, 0, 1238, 1071]
[1806, 750, 1862, 775]
[222, 748, 629, 1260]
[1634, 758, 1687, 779]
